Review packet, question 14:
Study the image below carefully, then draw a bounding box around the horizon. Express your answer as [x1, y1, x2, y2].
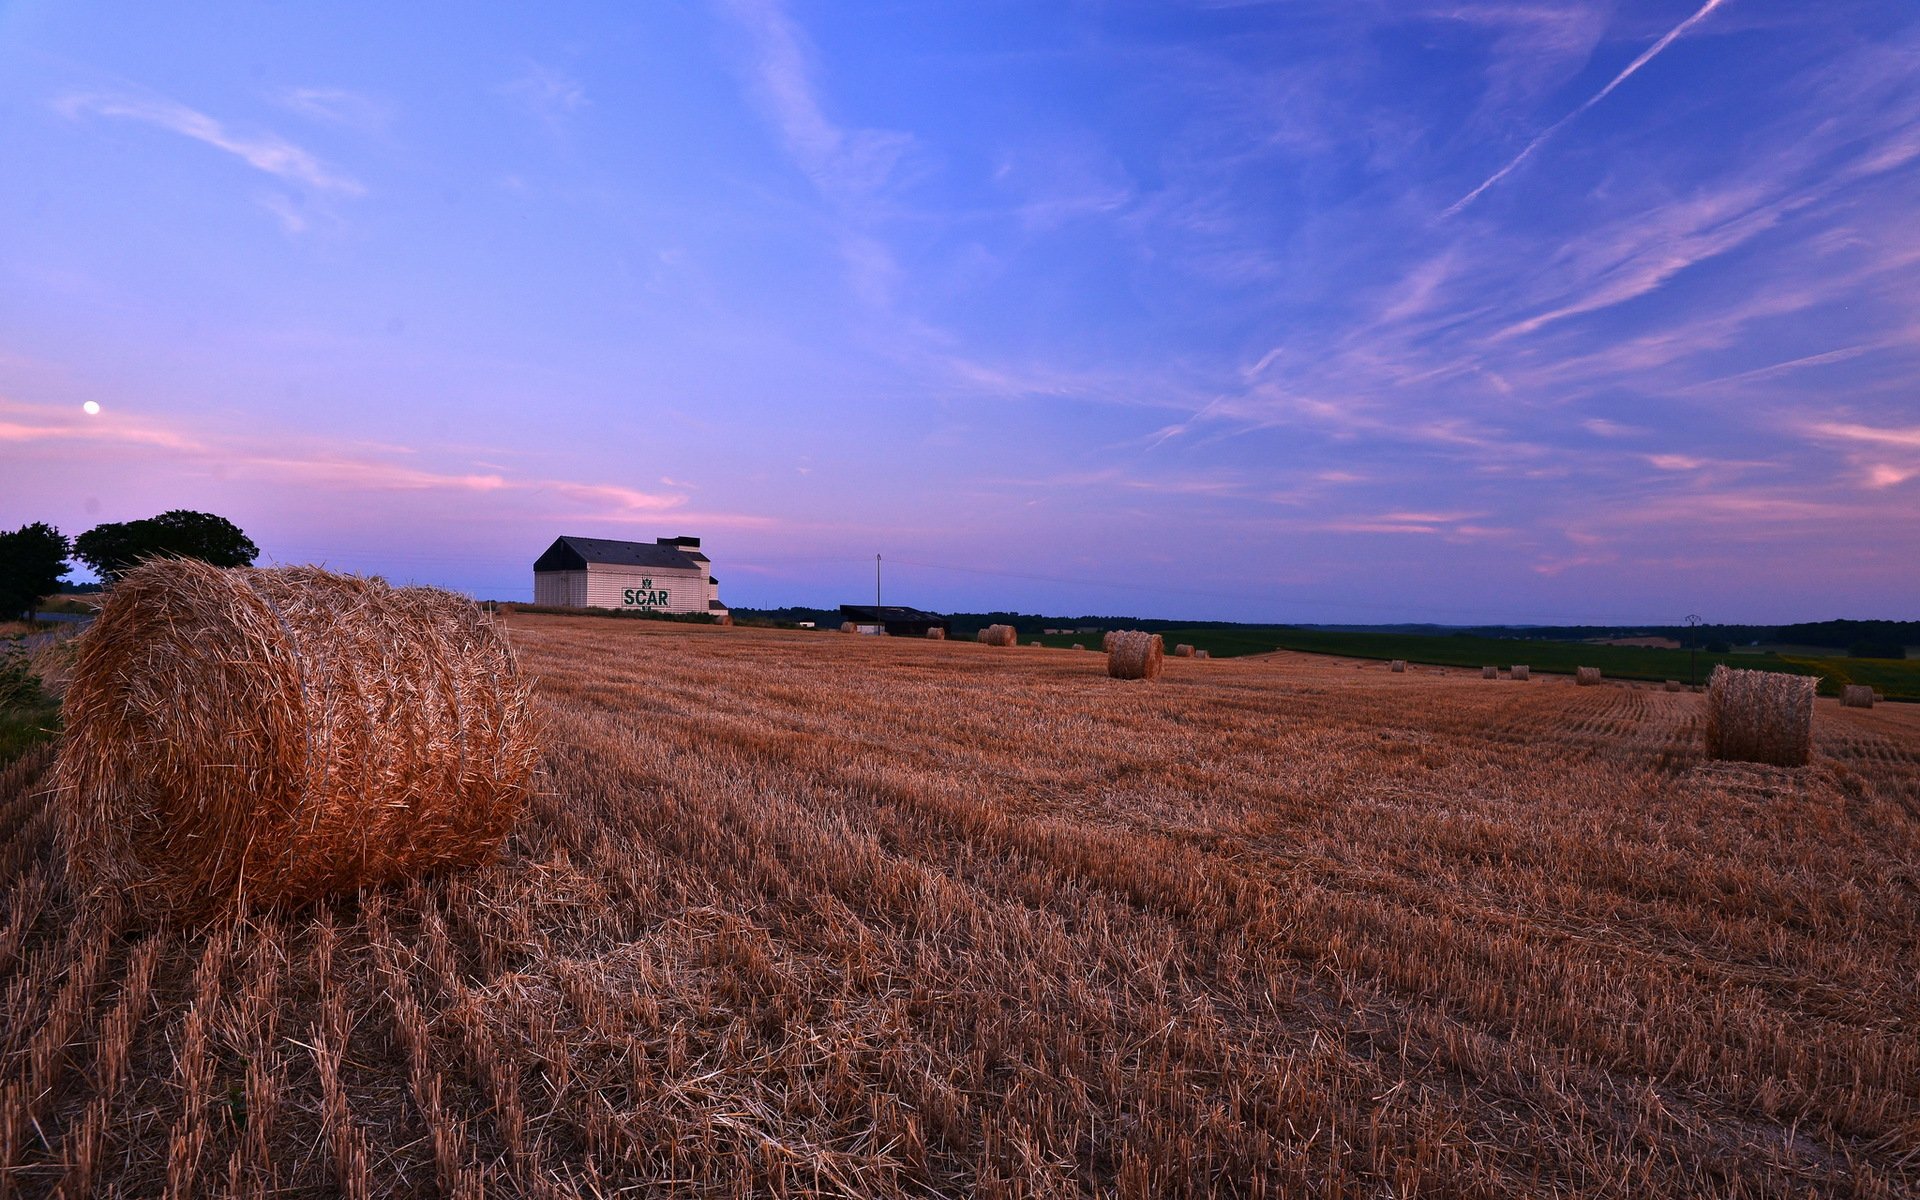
[5, 2, 1918, 625]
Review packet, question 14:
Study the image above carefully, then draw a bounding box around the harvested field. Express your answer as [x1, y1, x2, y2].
[2, 615, 1918, 1197]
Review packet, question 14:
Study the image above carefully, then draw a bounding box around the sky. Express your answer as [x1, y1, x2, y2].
[2, 1, 1917, 624]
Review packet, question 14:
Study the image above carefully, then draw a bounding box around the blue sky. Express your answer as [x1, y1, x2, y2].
[2, 1, 1916, 622]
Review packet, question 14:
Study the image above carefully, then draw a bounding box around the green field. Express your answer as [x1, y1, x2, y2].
[1031, 626, 1920, 700]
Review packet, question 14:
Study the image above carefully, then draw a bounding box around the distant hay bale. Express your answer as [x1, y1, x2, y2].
[982, 624, 1016, 647]
[1029, 640, 1042, 647]
[839, 621, 856, 633]
[51, 560, 538, 920]
[976, 629, 990, 643]
[1511, 665, 1529, 681]
[1482, 666, 1498, 679]
[1106, 631, 1163, 681]
[924, 627, 946, 640]
[1664, 680, 1683, 692]
[1705, 665, 1815, 767]
[1194, 649, 1209, 660]
[1101, 631, 1118, 652]
[1840, 684, 1874, 709]
[1576, 667, 1602, 686]
[1389, 660, 1406, 673]
[1174, 644, 1195, 658]
[1071, 643, 1086, 651]
[717, 614, 734, 627]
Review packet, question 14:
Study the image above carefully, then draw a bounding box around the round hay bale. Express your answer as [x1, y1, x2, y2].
[982, 624, 1017, 647]
[1101, 631, 1117, 652]
[1173, 644, 1195, 658]
[1389, 660, 1406, 673]
[1511, 665, 1530, 681]
[839, 621, 856, 634]
[1664, 680, 1683, 692]
[1028, 640, 1043, 647]
[1194, 649, 1209, 660]
[1107, 630, 1163, 680]
[924, 627, 946, 640]
[50, 560, 539, 920]
[1575, 667, 1602, 686]
[1482, 666, 1498, 679]
[717, 614, 734, 627]
[1840, 684, 1874, 709]
[1071, 643, 1086, 651]
[1705, 665, 1814, 766]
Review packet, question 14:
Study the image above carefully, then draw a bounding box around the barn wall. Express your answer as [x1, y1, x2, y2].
[534, 571, 587, 607]
[584, 564, 713, 615]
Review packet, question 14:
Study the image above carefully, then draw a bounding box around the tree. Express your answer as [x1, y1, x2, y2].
[0, 522, 70, 619]
[74, 510, 259, 583]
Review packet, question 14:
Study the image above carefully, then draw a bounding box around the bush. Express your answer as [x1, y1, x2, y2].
[0, 643, 59, 768]
[0, 644, 47, 709]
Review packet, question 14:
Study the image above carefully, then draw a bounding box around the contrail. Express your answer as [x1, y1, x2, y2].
[1444, 0, 1730, 217]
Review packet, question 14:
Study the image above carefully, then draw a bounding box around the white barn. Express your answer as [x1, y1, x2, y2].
[532, 535, 728, 619]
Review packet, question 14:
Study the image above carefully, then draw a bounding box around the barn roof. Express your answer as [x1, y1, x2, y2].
[534, 536, 710, 573]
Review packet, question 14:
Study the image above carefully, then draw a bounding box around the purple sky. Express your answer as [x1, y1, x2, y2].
[3, 1, 1917, 623]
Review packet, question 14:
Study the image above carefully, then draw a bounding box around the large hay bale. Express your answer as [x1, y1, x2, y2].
[1106, 630, 1163, 680]
[1840, 684, 1874, 709]
[1511, 665, 1529, 681]
[982, 624, 1016, 647]
[1705, 666, 1814, 766]
[925, 627, 946, 641]
[839, 621, 856, 634]
[1664, 680, 1683, 692]
[1389, 660, 1406, 673]
[51, 560, 538, 919]
[1174, 644, 1196, 658]
[1482, 666, 1498, 679]
[1576, 667, 1602, 686]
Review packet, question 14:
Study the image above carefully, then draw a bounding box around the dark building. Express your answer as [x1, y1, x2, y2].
[838, 604, 949, 637]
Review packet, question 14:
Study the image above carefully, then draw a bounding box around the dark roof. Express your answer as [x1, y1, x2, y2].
[839, 605, 946, 622]
[534, 536, 710, 573]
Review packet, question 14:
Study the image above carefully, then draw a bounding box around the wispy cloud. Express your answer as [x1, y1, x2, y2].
[1802, 422, 1920, 451]
[500, 65, 588, 130]
[55, 92, 365, 195]
[1444, 0, 1730, 216]
[716, 0, 918, 310]
[278, 87, 391, 133]
[718, 0, 912, 205]
[0, 398, 701, 518]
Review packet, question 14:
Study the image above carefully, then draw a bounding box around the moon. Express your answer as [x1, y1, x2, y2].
[82, 401, 101, 415]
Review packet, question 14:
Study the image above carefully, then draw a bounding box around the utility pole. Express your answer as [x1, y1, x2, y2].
[1686, 613, 1702, 687]
[876, 554, 882, 627]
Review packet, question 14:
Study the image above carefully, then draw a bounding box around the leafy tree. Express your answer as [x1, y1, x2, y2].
[0, 522, 70, 620]
[74, 510, 259, 583]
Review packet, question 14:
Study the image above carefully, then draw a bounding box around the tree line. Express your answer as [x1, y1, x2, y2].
[0, 510, 257, 620]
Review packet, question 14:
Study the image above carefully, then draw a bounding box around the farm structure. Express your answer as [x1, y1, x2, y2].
[836, 604, 949, 638]
[532, 535, 728, 618]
